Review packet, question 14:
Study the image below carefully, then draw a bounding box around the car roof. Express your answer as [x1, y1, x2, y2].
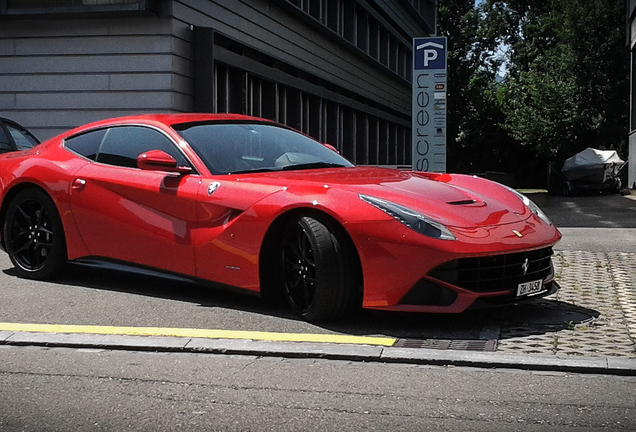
[82, 113, 272, 129]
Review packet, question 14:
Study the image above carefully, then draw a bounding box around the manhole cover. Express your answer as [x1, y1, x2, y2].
[394, 339, 497, 352]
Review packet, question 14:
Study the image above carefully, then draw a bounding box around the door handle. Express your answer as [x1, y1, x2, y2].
[72, 178, 87, 191]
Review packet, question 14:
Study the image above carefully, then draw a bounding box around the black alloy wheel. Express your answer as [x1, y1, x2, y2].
[280, 216, 358, 322]
[3, 188, 67, 279]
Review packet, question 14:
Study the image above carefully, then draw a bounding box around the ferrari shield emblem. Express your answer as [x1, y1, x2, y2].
[207, 181, 221, 196]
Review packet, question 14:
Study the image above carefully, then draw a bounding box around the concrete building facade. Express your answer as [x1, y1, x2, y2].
[0, 0, 436, 166]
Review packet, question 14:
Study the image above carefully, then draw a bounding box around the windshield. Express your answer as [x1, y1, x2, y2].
[174, 122, 353, 175]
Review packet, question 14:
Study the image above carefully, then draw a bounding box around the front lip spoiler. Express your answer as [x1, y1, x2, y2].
[364, 280, 560, 314]
[467, 280, 561, 310]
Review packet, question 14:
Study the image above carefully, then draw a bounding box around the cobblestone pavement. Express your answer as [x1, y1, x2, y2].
[496, 250, 636, 358]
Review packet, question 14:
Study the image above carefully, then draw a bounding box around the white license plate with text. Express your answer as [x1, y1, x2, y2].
[517, 279, 543, 297]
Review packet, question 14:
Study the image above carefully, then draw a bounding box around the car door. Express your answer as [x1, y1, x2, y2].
[67, 125, 200, 277]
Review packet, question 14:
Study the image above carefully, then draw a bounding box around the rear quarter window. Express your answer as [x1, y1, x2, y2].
[64, 129, 107, 160]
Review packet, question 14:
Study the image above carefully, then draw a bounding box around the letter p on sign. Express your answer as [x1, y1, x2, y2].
[415, 41, 445, 69]
[423, 49, 438, 67]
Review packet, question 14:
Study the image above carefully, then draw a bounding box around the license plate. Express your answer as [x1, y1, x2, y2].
[517, 279, 543, 297]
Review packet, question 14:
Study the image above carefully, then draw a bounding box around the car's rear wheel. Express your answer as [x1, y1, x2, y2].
[3, 188, 67, 279]
[280, 216, 358, 322]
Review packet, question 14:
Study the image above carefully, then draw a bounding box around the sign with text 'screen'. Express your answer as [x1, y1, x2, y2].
[412, 37, 447, 173]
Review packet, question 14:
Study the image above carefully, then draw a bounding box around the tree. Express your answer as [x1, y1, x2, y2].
[489, 0, 629, 163]
[437, 0, 628, 186]
[437, 0, 511, 174]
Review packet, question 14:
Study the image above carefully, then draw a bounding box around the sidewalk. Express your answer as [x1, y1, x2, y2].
[1, 249, 635, 375]
[497, 250, 636, 359]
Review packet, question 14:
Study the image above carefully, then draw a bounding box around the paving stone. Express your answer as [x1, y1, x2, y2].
[496, 251, 636, 358]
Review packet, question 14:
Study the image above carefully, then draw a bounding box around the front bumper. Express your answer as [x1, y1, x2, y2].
[347, 216, 561, 313]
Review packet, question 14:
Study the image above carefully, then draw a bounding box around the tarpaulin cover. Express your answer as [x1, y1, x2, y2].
[562, 147, 624, 172]
[562, 147, 625, 184]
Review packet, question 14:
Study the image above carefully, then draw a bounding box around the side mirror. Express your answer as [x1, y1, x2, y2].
[137, 150, 192, 175]
[323, 143, 340, 154]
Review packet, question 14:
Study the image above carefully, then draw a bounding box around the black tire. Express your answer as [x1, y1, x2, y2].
[280, 216, 359, 322]
[3, 188, 67, 280]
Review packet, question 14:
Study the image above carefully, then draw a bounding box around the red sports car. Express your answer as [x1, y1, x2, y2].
[0, 114, 561, 322]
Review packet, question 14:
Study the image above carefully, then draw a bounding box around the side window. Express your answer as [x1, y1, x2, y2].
[7, 125, 39, 150]
[65, 129, 107, 161]
[95, 126, 189, 169]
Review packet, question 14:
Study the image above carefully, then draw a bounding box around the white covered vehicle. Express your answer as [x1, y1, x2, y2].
[561, 147, 625, 195]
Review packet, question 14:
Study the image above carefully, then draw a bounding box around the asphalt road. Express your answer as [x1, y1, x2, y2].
[1, 345, 634, 431]
[530, 192, 636, 252]
[531, 192, 636, 228]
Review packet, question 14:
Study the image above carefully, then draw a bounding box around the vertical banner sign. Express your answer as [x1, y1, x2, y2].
[412, 37, 447, 173]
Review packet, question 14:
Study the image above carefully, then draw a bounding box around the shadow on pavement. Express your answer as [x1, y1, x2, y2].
[3, 258, 599, 342]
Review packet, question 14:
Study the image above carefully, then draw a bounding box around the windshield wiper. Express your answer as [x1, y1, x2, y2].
[230, 162, 347, 174]
[280, 162, 347, 171]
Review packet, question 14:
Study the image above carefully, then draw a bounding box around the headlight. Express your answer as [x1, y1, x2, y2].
[504, 186, 553, 226]
[360, 194, 456, 240]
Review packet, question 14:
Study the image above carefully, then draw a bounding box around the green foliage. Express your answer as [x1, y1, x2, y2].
[501, 45, 580, 159]
[438, 0, 509, 174]
[495, 0, 629, 163]
[438, 0, 629, 185]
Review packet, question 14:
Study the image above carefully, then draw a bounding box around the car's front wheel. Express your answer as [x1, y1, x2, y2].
[3, 188, 67, 279]
[280, 216, 359, 322]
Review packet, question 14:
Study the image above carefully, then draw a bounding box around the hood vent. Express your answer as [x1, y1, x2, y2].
[447, 199, 480, 205]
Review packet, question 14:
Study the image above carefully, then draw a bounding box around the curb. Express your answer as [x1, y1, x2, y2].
[2, 330, 636, 376]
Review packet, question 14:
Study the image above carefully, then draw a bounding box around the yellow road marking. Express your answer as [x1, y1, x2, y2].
[0, 322, 397, 346]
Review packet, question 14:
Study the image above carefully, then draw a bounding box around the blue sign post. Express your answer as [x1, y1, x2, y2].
[412, 37, 447, 173]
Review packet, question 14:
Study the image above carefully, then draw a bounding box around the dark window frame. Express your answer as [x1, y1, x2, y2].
[0, 0, 158, 16]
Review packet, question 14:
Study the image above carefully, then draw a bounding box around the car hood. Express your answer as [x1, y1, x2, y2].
[238, 166, 533, 228]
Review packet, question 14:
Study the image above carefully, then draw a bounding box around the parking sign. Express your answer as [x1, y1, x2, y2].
[412, 37, 447, 173]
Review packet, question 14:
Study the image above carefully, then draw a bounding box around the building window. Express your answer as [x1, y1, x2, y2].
[213, 61, 409, 166]
[283, 0, 422, 82]
[356, 7, 368, 53]
[8, 0, 138, 5]
[325, 0, 340, 32]
[196, 30, 410, 166]
[369, 19, 379, 60]
[405, 0, 436, 33]
[2, 0, 154, 14]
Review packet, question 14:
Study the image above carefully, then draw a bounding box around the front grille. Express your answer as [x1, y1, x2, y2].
[429, 247, 554, 293]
